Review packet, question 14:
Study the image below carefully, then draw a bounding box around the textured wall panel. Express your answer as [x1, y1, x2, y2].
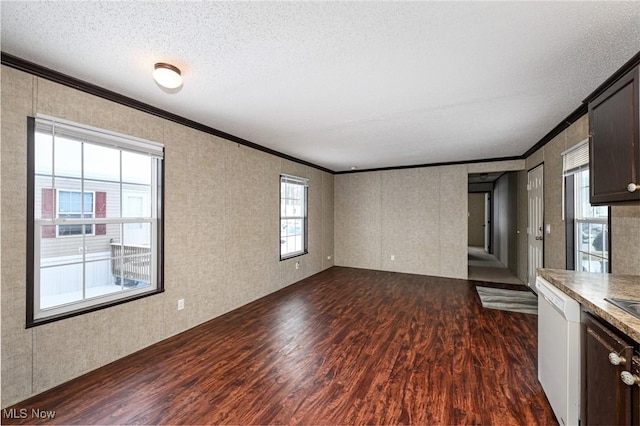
[565, 114, 589, 148]
[525, 147, 544, 172]
[439, 165, 468, 279]
[380, 168, 440, 276]
[334, 173, 382, 269]
[161, 122, 229, 337]
[1, 67, 35, 406]
[322, 173, 335, 270]
[36, 78, 164, 143]
[335, 165, 468, 279]
[542, 132, 567, 270]
[611, 205, 640, 275]
[467, 159, 526, 173]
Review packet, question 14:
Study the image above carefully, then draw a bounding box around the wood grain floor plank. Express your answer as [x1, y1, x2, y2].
[3, 267, 557, 425]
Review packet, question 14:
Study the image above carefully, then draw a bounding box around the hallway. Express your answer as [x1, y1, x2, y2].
[468, 246, 524, 285]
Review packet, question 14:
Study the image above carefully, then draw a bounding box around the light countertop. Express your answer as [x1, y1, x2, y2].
[537, 269, 640, 344]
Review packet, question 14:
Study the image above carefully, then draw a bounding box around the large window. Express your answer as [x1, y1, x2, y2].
[563, 140, 609, 273]
[280, 175, 308, 259]
[574, 170, 609, 273]
[28, 116, 164, 326]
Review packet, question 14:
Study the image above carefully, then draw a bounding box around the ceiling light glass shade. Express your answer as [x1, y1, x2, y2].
[153, 63, 182, 89]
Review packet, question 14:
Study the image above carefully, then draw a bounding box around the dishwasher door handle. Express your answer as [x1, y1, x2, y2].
[536, 279, 580, 322]
[537, 283, 563, 311]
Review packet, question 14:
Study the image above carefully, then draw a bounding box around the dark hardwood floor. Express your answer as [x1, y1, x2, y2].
[4, 267, 557, 425]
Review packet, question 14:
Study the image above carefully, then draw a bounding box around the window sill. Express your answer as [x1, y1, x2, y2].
[280, 251, 308, 261]
[27, 287, 163, 328]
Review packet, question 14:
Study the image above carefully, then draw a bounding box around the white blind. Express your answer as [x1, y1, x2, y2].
[35, 115, 164, 158]
[281, 174, 309, 186]
[562, 139, 589, 176]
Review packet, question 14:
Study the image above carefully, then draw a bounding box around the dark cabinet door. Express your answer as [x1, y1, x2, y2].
[582, 312, 634, 425]
[588, 65, 640, 205]
[632, 356, 640, 426]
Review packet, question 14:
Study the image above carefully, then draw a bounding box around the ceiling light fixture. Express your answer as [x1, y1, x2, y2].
[350, 166, 358, 171]
[153, 62, 183, 89]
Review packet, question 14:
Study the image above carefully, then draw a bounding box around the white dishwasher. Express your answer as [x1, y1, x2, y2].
[536, 276, 581, 426]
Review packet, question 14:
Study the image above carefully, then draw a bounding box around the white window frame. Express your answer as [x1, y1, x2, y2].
[28, 115, 164, 326]
[562, 141, 609, 273]
[574, 169, 609, 273]
[280, 174, 308, 260]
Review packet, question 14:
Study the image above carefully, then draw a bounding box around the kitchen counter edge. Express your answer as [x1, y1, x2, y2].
[537, 269, 640, 344]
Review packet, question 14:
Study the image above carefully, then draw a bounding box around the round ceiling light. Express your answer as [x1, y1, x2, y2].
[153, 63, 182, 89]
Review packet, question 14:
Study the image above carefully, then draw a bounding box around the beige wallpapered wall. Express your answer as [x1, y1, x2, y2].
[612, 204, 640, 275]
[334, 162, 530, 280]
[0, 66, 335, 407]
[334, 165, 468, 279]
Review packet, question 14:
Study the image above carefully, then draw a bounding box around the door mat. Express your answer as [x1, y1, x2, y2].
[476, 286, 538, 315]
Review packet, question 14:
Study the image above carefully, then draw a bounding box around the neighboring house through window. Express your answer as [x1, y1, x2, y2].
[52, 190, 96, 236]
[280, 174, 308, 259]
[28, 115, 164, 326]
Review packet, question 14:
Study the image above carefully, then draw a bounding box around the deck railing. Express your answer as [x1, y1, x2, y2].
[110, 243, 151, 284]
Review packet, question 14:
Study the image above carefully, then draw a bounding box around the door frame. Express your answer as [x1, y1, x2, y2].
[484, 192, 491, 253]
[527, 162, 545, 289]
[468, 189, 492, 253]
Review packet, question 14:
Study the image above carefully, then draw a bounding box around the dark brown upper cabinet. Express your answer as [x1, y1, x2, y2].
[588, 65, 640, 205]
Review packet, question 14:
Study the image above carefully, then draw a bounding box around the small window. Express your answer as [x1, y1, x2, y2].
[28, 116, 164, 326]
[57, 190, 95, 236]
[280, 175, 308, 259]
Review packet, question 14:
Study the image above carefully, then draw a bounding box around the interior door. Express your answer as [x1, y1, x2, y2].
[528, 164, 544, 291]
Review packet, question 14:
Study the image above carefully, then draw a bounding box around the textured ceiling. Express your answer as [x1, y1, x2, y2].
[2, 1, 639, 172]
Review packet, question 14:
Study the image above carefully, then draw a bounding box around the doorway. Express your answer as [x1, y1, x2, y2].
[468, 192, 490, 250]
[468, 172, 523, 285]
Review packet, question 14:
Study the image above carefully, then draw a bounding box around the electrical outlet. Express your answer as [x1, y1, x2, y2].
[178, 299, 185, 310]
[327, 255, 332, 260]
[295, 261, 300, 270]
[390, 255, 395, 261]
